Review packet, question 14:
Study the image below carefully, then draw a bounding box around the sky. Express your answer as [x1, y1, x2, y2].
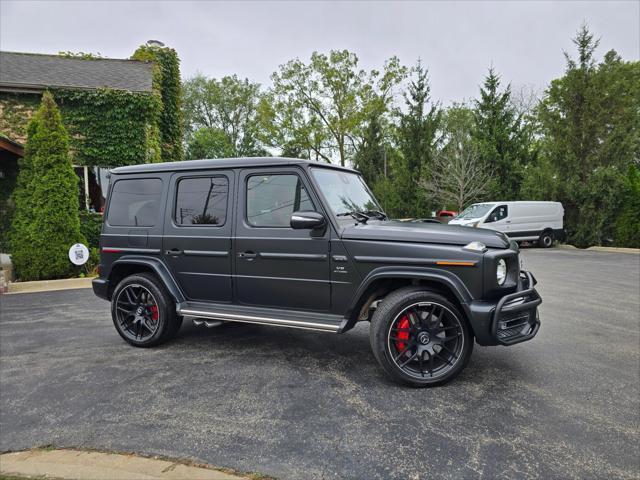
[1, 1, 638, 104]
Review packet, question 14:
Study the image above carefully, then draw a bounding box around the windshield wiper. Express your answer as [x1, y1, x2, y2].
[337, 211, 370, 223]
[363, 210, 388, 220]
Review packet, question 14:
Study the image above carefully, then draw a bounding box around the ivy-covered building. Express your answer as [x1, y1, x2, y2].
[0, 44, 183, 252]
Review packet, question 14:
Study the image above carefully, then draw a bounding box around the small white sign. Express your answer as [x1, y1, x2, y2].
[68, 243, 89, 266]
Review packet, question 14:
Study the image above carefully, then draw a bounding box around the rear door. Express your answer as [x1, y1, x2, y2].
[162, 170, 234, 303]
[234, 167, 331, 312]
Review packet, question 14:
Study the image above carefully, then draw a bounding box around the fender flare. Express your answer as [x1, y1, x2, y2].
[109, 256, 185, 304]
[341, 266, 474, 332]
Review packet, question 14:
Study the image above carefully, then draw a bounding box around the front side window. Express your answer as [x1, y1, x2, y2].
[311, 168, 381, 217]
[107, 178, 162, 227]
[487, 205, 508, 222]
[246, 174, 313, 227]
[175, 176, 228, 226]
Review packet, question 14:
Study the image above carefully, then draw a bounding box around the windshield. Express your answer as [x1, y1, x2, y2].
[311, 168, 382, 217]
[455, 203, 495, 220]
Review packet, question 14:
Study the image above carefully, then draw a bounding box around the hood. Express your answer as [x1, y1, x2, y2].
[340, 220, 511, 249]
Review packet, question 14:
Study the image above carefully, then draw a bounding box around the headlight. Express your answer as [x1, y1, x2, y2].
[497, 259, 507, 285]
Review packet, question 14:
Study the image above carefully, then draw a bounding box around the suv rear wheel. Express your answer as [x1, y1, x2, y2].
[111, 273, 181, 347]
[370, 287, 473, 387]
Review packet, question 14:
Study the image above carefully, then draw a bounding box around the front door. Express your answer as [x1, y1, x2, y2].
[483, 204, 510, 234]
[234, 168, 331, 312]
[163, 170, 234, 303]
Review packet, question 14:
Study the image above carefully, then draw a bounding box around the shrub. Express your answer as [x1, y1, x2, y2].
[10, 91, 86, 280]
[79, 211, 103, 249]
[614, 166, 640, 248]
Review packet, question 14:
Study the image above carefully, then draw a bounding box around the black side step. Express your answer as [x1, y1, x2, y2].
[177, 302, 343, 333]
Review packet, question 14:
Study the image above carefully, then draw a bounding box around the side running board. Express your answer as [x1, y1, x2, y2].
[178, 306, 341, 333]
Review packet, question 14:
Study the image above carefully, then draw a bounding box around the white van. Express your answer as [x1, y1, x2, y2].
[449, 201, 564, 247]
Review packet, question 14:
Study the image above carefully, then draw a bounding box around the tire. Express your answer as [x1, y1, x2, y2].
[370, 287, 473, 387]
[111, 272, 180, 347]
[538, 230, 554, 248]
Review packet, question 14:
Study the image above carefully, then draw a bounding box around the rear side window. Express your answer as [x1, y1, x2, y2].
[246, 173, 313, 227]
[175, 176, 228, 226]
[107, 178, 162, 227]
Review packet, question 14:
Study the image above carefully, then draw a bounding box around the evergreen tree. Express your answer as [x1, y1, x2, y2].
[535, 24, 640, 246]
[354, 113, 386, 186]
[396, 62, 441, 217]
[472, 68, 529, 200]
[10, 91, 85, 280]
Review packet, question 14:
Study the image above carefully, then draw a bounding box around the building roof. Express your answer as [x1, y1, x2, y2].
[0, 135, 24, 157]
[0, 51, 153, 93]
[111, 157, 359, 175]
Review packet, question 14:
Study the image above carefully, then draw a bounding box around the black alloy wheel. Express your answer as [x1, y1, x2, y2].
[370, 288, 473, 387]
[111, 273, 180, 347]
[115, 283, 160, 342]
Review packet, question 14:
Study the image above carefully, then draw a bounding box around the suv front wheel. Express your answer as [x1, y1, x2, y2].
[370, 288, 473, 387]
[111, 273, 181, 347]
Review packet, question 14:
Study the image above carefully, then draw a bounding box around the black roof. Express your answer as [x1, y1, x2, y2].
[0, 51, 153, 93]
[111, 157, 358, 174]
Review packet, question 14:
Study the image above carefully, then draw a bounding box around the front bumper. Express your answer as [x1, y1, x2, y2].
[467, 270, 541, 346]
[491, 271, 541, 345]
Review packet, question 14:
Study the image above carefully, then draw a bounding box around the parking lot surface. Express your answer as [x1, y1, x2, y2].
[1, 249, 639, 479]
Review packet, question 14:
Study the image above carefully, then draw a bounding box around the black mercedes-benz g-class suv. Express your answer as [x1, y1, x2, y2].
[93, 157, 541, 387]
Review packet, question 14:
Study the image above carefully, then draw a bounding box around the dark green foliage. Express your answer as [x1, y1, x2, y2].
[472, 68, 530, 200]
[396, 62, 442, 217]
[79, 210, 103, 249]
[535, 24, 640, 246]
[55, 88, 162, 166]
[132, 45, 184, 162]
[10, 92, 85, 280]
[0, 152, 18, 252]
[614, 167, 640, 248]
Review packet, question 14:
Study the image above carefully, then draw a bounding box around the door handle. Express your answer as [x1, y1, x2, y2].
[506, 220, 511, 223]
[166, 248, 183, 256]
[238, 251, 258, 260]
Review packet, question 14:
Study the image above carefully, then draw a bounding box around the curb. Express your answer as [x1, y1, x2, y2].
[556, 244, 639, 254]
[0, 449, 252, 480]
[5, 277, 95, 295]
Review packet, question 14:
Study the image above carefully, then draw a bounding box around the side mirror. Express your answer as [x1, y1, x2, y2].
[290, 211, 326, 230]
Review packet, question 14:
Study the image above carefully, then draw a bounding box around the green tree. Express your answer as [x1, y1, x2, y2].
[10, 92, 85, 280]
[472, 67, 530, 199]
[396, 62, 442, 216]
[186, 127, 235, 160]
[183, 74, 269, 158]
[132, 44, 184, 162]
[535, 24, 640, 246]
[269, 50, 406, 165]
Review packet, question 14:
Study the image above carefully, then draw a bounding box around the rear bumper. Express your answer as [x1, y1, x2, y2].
[92, 278, 109, 300]
[468, 270, 541, 346]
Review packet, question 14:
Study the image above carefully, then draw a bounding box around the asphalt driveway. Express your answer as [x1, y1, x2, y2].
[1, 249, 639, 479]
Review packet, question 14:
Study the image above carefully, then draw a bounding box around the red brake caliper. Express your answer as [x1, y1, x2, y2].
[395, 316, 410, 351]
[150, 305, 159, 321]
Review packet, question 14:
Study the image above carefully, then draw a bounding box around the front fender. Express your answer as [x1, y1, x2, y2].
[341, 266, 474, 332]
